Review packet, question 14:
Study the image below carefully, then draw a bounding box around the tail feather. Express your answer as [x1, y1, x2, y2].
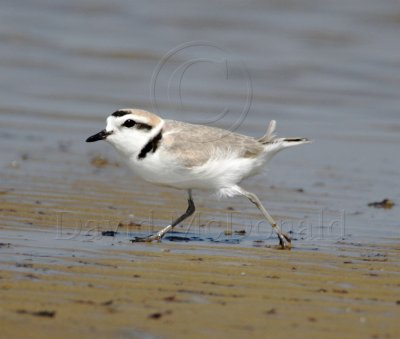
[276, 137, 311, 147]
[259, 120, 310, 146]
[258, 120, 311, 162]
[258, 120, 276, 143]
[264, 136, 311, 157]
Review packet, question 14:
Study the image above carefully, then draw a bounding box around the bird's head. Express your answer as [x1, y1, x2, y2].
[86, 108, 163, 157]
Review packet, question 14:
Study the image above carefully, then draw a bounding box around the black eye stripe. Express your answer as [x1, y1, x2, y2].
[122, 119, 153, 130]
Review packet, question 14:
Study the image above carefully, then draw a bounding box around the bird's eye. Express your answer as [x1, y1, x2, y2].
[123, 119, 136, 128]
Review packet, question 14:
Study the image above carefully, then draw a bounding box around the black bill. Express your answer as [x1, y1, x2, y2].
[86, 129, 112, 143]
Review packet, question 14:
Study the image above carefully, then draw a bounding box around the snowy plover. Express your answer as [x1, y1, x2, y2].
[86, 108, 310, 248]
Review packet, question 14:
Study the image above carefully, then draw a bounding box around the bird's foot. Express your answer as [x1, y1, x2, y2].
[130, 234, 161, 243]
[130, 225, 172, 243]
[277, 232, 291, 250]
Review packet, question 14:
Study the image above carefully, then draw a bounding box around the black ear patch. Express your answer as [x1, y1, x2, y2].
[136, 123, 152, 130]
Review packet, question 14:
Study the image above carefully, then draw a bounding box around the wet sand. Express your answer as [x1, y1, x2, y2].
[1, 194, 400, 338]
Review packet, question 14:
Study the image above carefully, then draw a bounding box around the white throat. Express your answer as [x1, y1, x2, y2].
[108, 119, 164, 160]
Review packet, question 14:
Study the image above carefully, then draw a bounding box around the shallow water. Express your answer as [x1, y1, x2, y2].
[1, 0, 399, 252]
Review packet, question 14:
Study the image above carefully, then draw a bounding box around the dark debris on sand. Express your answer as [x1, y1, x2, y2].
[101, 231, 118, 237]
[16, 310, 56, 318]
[368, 199, 395, 209]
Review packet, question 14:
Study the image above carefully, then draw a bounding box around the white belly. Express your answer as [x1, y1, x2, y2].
[125, 151, 266, 192]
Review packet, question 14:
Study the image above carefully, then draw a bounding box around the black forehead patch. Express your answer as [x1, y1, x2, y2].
[112, 110, 131, 117]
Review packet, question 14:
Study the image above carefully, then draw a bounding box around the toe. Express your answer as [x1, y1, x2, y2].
[277, 233, 291, 249]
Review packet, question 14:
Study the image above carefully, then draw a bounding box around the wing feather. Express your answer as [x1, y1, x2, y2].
[160, 120, 264, 168]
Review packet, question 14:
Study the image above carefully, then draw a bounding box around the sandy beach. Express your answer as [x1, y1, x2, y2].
[1, 187, 400, 338]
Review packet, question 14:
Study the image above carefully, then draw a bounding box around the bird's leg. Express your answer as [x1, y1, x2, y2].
[131, 190, 195, 243]
[234, 186, 291, 249]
